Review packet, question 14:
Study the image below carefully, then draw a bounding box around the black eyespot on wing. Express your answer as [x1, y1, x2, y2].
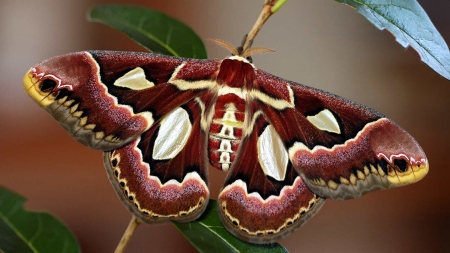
[40, 79, 57, 92]
[111, 158, 118, 167]
[394, 159, 408, 172]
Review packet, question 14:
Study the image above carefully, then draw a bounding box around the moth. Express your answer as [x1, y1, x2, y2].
[23, 46, 428, 244]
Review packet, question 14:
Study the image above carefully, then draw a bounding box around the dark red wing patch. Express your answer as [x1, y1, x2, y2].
[290, 118, 428, 199]
[255, 70, 428, 200]
[103, 99, 210, 222]
[218, 110, 324, 244]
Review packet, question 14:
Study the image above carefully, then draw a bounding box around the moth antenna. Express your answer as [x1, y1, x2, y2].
[209, 38, 274, 61]
[208, 38, 239, 56]
[241, 47, 275, 58]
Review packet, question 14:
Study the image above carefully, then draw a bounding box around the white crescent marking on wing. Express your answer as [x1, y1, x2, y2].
[257, 125, 289, 181]
[114, 67, 155, 90]
[153, 107, 192, 160]
[306, 109, 341, 134]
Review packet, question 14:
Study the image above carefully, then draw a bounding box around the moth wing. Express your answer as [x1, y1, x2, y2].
[253, 70, 428, 200]
[103, 98, 211, 222]
[218, 107, 324, 244]
[24, 51, 219, 151]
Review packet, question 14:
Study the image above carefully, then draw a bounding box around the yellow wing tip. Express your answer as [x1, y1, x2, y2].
[23, 71, 53, 107]
[388, 162, 429, 185]
[23, 71, 34, 90]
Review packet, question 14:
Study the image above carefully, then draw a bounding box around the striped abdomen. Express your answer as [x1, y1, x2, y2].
[208, 93, 246, 171]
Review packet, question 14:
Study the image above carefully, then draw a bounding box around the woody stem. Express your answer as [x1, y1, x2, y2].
[242, 0, 286, 52]
[115, 216, 141, 253]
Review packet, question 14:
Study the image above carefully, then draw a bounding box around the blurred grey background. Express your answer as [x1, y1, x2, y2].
[1, 0, 449, 252]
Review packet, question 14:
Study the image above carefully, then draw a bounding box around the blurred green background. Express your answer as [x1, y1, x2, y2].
[1, 1, 449, 252]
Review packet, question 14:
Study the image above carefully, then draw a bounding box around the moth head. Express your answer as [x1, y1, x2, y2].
[208, 38, 275, 63]
[23, 52, 96, 108]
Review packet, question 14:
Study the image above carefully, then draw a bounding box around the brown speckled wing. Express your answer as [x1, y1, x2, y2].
[218, 108, 325, 244]
[23, 50, 220, 223]
[255, 70, 429, 200]
[103, 98, 210, 223]
[23, 51, 218, 151]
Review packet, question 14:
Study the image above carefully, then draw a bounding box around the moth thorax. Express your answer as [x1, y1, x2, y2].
[208, 93, 246, 171]
[217, 58, 256, 88]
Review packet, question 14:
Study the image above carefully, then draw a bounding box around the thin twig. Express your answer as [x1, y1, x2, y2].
[242, 0, 287, 52]
[242, 5, 272, 52]
[115, 216, 142, 253]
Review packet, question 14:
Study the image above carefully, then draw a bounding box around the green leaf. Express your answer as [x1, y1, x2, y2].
[0, 187, 80, 253]
[172, 200, 288, 253]
[88, 4, 207, 59]
[335, 0, 450, 80]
